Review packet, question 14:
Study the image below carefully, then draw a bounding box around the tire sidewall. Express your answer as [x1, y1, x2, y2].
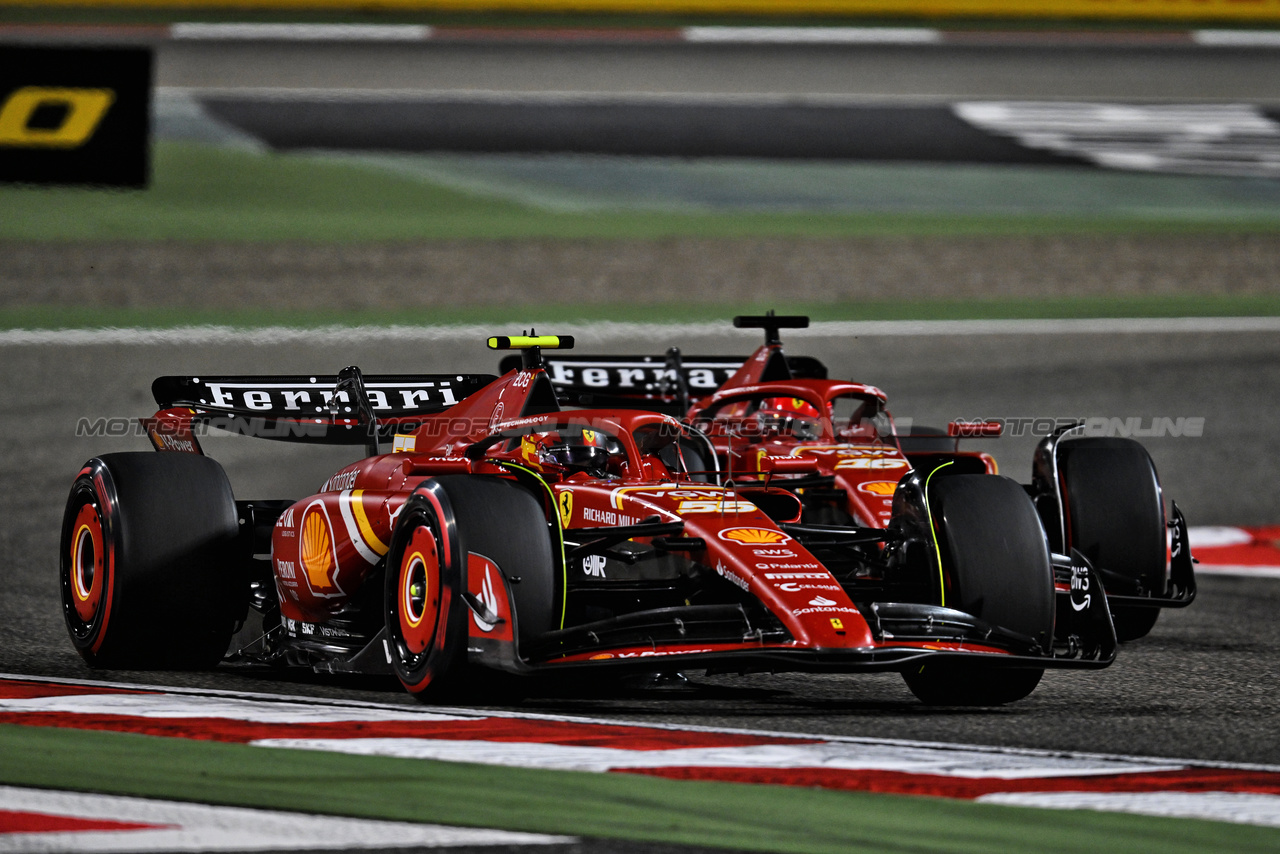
[1060, 438, 1167, 596]
[932, 474, 1055, 648]
[385, 485, 465, 694]
[59, 465, 118, 660]
[905, 473, 1054, 705]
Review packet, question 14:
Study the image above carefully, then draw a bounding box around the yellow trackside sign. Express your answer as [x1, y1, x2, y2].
[0, 47, 151, 187]
[0, 87, 116, 149]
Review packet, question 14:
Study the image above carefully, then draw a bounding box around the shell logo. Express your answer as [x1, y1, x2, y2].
[857, 480, 898, 497]
[718, 527, 792, 546]
[300, 504, 341, 596]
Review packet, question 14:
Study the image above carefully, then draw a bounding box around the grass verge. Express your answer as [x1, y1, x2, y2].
[3, 142, 1280, 242]
[2, 724, 1277, 854]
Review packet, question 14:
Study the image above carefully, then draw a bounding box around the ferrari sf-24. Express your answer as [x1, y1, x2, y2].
[61, 333, 1152, 705]
[527, 314, 1196, 643]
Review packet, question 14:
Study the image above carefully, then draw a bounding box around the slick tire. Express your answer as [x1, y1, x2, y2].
[60, 453, 244, 669]
[385, 476, 555, 699]
[1060, 438, 1166, 642]
[903, 474, 1054, 706]
[903, 661, 1045, 708]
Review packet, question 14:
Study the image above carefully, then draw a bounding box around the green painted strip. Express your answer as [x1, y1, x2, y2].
[1, 724, 1277, 854]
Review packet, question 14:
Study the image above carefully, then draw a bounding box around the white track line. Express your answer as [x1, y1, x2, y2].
[153, 24, 1280, 48]
[171, 23, 432, 41]
[1194, 30, 1280, 48]
[0, 785, 570, 852]
[980, 790, 1280, 829]
[682, 26, 941, 44]
[3, 317, 1279, 348]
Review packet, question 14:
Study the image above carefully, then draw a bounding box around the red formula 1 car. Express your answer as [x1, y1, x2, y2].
[63, 334, 1120, 706]
[529, 314, 1196, 643]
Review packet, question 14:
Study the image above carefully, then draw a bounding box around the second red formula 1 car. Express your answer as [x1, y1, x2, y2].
[62, 334, 1120, 706]
[528, 314, 1196, 642]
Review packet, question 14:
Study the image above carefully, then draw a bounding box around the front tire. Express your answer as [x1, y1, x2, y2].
[385, 482, 468, 697]
[59, 453, 243, 669]
[903, 474, 1054, 706]
[1060, 438, 1166, 641]
[385, 476, 556, 699]
[903, 662, 1044, 707]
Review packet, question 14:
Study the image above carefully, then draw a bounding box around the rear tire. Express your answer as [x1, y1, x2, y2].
[59, 453, 243, 669]
[385, 476, 555, 699]
[1060, 438, 1166, 641]
[902, 474, 1053, 706]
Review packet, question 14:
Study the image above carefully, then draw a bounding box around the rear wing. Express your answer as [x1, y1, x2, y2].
[151, 372, 497, 446]
[500, 352, 827, 413]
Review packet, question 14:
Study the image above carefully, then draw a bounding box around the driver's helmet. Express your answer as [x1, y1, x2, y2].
[528, 427, 618, 476]
[761, 397, 821, 419]
[755, 397, 822, 439]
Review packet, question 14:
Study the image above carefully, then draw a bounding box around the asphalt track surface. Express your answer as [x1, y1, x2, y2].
[160, 40, 1280, 160]
[155, 41, 1280, 103]
[2, 330, 1278, 775]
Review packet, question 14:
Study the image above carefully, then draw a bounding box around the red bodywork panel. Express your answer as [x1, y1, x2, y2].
[555, 478, 873, 650]
[139, 358, 1046, 671]
[689, 357, 997, 528]
[256, 367, 888, 652]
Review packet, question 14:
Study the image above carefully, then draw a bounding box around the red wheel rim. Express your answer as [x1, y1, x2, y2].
[398, 525, 440, 655]
[70, 502, 104, 623]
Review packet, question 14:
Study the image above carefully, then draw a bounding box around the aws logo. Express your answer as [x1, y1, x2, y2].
[0, 87, 115, 149]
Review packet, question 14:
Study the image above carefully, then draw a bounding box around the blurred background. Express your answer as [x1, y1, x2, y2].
[2, 0, 1280, 328]
[2, 1, 1279, 527]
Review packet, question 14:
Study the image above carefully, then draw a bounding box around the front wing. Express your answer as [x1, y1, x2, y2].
[462, 561, 1117, 678]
